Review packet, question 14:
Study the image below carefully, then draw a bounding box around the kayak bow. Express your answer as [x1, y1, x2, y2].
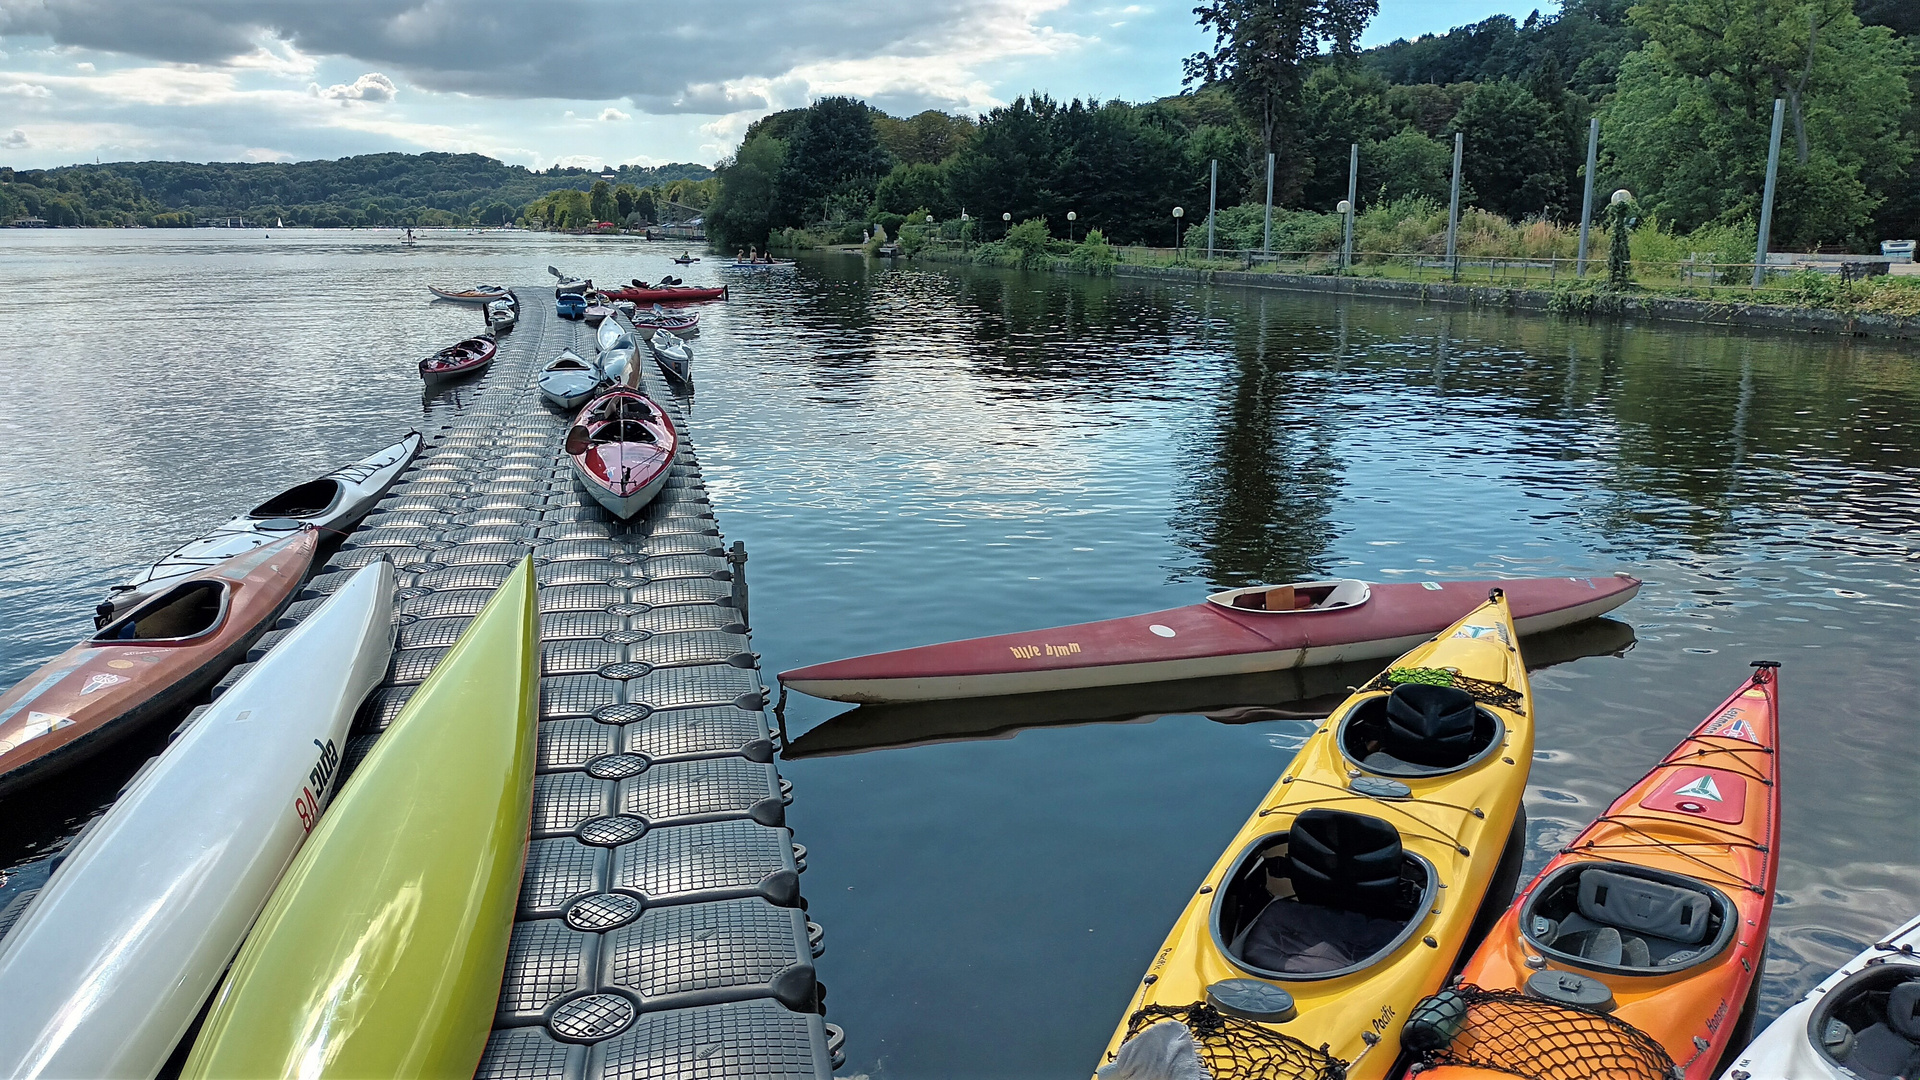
[182, 557, 539, 1079]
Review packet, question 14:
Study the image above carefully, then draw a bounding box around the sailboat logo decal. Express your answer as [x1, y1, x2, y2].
[1674, 774, 1724, 802]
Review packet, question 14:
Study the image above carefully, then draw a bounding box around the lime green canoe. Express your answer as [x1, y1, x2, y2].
[183, 557, 539, 1079]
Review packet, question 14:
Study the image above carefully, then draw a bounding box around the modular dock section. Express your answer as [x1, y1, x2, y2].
[234, 290, 842, 1077]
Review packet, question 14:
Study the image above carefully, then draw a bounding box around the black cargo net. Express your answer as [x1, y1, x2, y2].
[1120, 1003, 1348, 1080]
[1362, 667, 1526, 715]
[1405, 986, 1677, 1080]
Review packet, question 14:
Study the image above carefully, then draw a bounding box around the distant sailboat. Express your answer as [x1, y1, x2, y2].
[275, 217, 283, 228]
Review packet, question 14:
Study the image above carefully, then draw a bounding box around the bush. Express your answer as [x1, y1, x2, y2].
[1070, 229, 1117, 276]
[874, 212, 906, 239]
[1004, 217, 1053, 267]
[897, 224, 929, 256]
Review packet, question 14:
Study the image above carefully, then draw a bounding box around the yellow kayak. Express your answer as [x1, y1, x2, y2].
[1098, 591, 1534, 1080]
[183, 557, 540, 1079]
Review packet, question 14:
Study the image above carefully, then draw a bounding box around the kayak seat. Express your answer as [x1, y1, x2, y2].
[1809, 968, 1920, 1079]
[1521, 863, 1732, 974]
[250, 478, 341, 519]
[1339, 686, 1503, 778]
[94, 580, 227, 643]
[1218, 811, 1435, 980]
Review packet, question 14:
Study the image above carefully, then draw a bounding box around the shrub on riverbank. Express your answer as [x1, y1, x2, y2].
[1071, 230, 1117, 276]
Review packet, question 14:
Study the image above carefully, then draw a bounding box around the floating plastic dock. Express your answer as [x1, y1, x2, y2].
[233, 291, 842, 1078]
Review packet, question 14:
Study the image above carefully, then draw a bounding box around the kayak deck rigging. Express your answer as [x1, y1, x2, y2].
[220, 291, 840, 1078]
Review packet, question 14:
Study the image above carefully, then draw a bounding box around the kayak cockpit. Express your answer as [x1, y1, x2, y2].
[1519, 863, 1734, 977]
[249, 478, 342, 519]
[1806, 964, 1920, 1079]
[92, 580, 229, 643]
[1207, 579, 1370, 614]
[1213, 809, 1437, 983]
[1338, 684, 1506, 778]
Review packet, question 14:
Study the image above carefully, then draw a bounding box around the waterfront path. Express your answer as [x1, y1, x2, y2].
[233, 290, 840, 1078]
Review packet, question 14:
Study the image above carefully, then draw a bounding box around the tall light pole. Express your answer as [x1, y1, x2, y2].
[1753, 98, 1786, 288]
[1172, 206, 1184, 256]
[1206, 159, 1218, 261]
[1002, 211, 1012, 239]
[1067, 210, 1077, 243]
[1446, 131, 1464, 281]
[1263, 151, 1275, 258]
[1343, 142, 1358, 272]
[1576, 117, 1599, 277]
[1338, 200, 1354, 273]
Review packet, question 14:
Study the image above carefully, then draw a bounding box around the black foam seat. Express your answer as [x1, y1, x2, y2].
[1381, 684, 1479, 766]
[1841, 980, 1920, 1077]
[1540, 869, 1713, 969]
[1233, 810, 1412, 975]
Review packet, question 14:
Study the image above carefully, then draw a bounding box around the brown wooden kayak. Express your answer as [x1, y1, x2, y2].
[0, 529, 318, 797]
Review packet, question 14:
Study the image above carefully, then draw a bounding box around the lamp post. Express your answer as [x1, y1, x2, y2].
[1172, 206, 1184, 257]
[1337, 199, 1353, 273]
[1067, 210, 1077, 244]
[961, 211, 969, 254]
[1002, 211, 1012, 239]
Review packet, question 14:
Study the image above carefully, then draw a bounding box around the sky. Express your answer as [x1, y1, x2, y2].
[0, 1, 1555, 171]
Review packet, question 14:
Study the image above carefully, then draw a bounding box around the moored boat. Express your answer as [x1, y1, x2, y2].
[781, 574, 1640, 704]
[102, 432, 420, 619]
[427, 284, 510, 303]
[583, 301, 612, 325]
[632, 304, 700, 336]
[556, 291, 586, 320]
[537, 348, 606, 410]
[485, 296, 517, 331]
[565, 389, 677, 519]
[418, 334, 496, 383]
[0, 562, 395, 1077]
[0, 530, 318, 797]
[1099, 591, 1534, 1080]
[603, 283, 727, 303]
[180, 559, 538, 1079]
[648, 327, 693, 385]
[1720, 907, 1920, 1080]
[597, 313, 633, 353]
[1404, 662, 1783, 1080]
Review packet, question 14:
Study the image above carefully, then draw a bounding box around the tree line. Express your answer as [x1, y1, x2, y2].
[706, 0, 1916, 255]
[0, 153, 714, 228]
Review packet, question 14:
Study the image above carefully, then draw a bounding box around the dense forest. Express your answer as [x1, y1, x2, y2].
[707, 0, 1918, 255]
[0, 153, 713, 228]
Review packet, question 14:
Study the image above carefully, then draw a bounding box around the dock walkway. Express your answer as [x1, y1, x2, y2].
[245, 289, 841, 1078]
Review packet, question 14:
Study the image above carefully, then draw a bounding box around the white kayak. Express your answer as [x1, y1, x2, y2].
[537, 348, 606, 410]
[597, 314, 632, 354]
[104, 432, 421, 620]
[648, 328, 693, 385]
[601, 345, 636, 386]
[0, 561, 395, 1078]
[1721, 908, 1920, 1080]
[486, 298, 518, 330]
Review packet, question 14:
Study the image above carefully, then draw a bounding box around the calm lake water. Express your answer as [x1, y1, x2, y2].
[2, 230, 1917, 1078]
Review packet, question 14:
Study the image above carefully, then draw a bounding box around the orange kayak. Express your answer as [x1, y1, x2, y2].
[0, 530, 317, 797]
[1402, 662, 1781, 1080]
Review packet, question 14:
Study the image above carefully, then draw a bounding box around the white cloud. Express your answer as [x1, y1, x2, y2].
[240, 146, 294, 161]
[74, 61, 93, 71]
[598, 106, 629, 121]
[2, 128, 28, 148]
[310, 72, 395, 102]
[2, 81, 51, 96]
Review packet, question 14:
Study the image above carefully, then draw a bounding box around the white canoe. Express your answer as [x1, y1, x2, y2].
[538, 348, 605, 410]
[0, 561, 395, 1078]
[648, 328, 693, 385]
[597, 314, 632, 354]
[1720, 908, 1920, 1080]
[105, 433, 420, 619]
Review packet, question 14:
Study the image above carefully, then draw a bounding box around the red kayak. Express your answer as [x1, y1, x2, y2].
[0, 530, 318, 796]
[603, 284, 726, 304]
[418, 335, 496, 383]
[780, 575, 1640, 703]
[565, 389, 678, 519]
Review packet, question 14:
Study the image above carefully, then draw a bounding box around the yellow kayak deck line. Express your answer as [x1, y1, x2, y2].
[184, 557, 540, 1079]
[1101, 592, 1534, 1080]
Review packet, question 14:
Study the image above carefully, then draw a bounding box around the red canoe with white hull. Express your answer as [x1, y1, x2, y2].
[566, 389, 678, 519]
[780, 574, 1640, 704]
